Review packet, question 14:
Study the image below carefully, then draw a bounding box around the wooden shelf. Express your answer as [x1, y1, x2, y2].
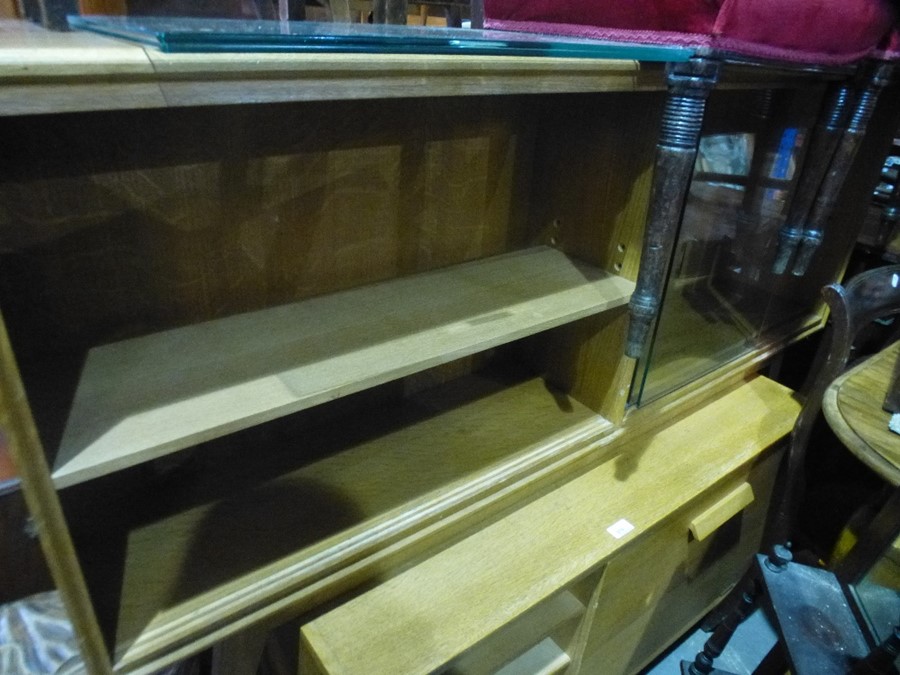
[63, 371, 610, 671]
[52, 246, 633, 487]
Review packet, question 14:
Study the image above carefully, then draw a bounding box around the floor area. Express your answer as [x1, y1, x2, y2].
[645, 609, 778, 674]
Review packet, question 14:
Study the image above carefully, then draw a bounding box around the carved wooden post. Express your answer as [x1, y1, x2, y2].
[771, 82, 854, 275]
[680, 576, 760, 675]
[470, 0, 484, 29]
[791, 62, 895, 276]
[625, 58, 719, 359]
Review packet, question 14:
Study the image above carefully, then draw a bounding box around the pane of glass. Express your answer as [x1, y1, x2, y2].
[634, 87, 834, 404]
[69, 15, 692, 60]
[852, 532, 900, 658]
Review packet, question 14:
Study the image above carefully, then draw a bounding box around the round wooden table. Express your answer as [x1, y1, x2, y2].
[823, 339, 900, 487]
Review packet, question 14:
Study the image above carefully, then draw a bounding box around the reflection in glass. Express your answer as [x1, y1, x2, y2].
[634, 87, 843, 404]
[852, 533, 900, 663]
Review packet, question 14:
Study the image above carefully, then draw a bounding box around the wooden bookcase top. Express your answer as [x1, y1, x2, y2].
[0, 19, 650, 116]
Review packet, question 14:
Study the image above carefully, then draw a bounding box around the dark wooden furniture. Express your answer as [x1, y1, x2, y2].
[687, 265, 900, 675]
[825, 339, 900, 486]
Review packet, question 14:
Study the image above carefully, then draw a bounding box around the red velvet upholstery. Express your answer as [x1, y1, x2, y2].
[484, 0, 897, 64]
[875, 26, 900, 59]
[484, 0, 718, 34]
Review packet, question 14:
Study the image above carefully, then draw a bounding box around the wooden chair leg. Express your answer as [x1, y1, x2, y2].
[792, 63, 896, 276]
[682, 576, 760, 675]
[372, 0, 406, 24]
[328, 0, 351, 22]
[771, 81, 853, 275]
[470, 0, 483, 28]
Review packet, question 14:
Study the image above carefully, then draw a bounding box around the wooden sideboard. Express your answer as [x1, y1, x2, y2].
[0, 19, 895, 674]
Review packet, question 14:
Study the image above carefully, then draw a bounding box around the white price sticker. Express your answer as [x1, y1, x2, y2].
[606, 518, 635, 539]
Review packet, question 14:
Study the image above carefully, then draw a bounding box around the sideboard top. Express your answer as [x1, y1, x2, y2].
[0, 19, 850, 117]
[0, 19, 654, 116]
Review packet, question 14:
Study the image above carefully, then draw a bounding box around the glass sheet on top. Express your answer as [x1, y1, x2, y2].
[68, 15, 694, 61]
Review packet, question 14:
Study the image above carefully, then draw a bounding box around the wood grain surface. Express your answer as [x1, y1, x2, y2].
[824, 340, 900, 486]
[53, 246, 633, 486]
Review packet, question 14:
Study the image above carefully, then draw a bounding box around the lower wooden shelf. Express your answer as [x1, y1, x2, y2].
[60, 367, 611, 672]
[299, 375, 800, 675]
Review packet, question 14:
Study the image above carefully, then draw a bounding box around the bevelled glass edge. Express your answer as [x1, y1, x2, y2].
[68, 15, 694, 62]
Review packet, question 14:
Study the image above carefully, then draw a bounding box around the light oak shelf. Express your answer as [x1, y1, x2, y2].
[63, 370, 610, 671]
[52, 246, 633, 488]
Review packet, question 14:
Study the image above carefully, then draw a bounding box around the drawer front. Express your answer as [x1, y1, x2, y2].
[575, 446, 783, 675]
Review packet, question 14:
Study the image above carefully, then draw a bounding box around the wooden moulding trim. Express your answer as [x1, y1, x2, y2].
[0, 314, 112, 674]
[0, 29, 650, 116]
[0, 67, 645, 117]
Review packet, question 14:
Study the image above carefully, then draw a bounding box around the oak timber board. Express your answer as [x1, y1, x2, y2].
[53, 246, 633, 487]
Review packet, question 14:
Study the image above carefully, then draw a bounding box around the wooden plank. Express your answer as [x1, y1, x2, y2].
[0, 20, 154, 78]
[148, 52, 643, 107]
[0, 20, 166, 115]
[0, 81, 168, 116]
[53, 246, 632, 487]
[300, 376, 800, 675]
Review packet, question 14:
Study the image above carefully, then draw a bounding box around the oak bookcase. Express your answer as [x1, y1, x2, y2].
[0, 20, 893, 674]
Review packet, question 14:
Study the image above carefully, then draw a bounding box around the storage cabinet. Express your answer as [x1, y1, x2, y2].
[0, 30, 664, 673]
[299, 377, 798, 675]
[0, 22, 893, 675]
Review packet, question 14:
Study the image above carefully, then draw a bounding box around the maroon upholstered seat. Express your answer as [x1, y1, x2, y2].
[484, 0, 897, 65]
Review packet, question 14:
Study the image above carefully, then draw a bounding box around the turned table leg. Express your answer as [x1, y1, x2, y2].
[626, 57, 719, 358]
